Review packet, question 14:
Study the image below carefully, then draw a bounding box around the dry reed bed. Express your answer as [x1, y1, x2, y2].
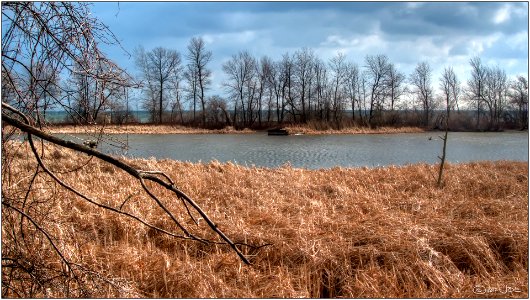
[284, 125, 425, 135]
[46, 124, 423, 135]
[2, 142, 528, 298]
[47, 124, 254, 134]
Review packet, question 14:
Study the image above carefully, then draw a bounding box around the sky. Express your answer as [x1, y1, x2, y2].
[90, 1, 528, 105]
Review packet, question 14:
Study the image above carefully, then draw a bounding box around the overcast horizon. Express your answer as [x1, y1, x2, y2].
[91, 1, 528, 106]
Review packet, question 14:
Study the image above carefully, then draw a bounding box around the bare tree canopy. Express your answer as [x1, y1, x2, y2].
[223, 51, 257, 127]
[509, 75, 529, 129]
[409, 61, 434, 126]
[186, 37, 212, 126]
[1, 2, 133, 125]
[135, 46, 182, 123]
[328, 53, 348, 126]
[364, 54, 391, 126]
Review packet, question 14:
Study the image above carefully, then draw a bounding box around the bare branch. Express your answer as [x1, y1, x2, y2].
[1, 201, 74, 274]
[2, 102, 251, 264]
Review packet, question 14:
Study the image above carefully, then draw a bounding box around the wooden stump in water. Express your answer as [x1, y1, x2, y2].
[267, 128, 289, 136]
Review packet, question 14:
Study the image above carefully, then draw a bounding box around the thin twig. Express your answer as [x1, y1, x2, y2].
[2, 201, 74, 274]
[139, 170, 198, 225]
[138, 176, 192, 237]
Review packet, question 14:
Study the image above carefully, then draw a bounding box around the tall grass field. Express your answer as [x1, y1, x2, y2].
[2, 142, 528, 298]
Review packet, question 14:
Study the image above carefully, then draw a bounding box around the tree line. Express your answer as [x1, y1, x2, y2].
[3, 15, 527, 131]
[130, 44, 528, 131]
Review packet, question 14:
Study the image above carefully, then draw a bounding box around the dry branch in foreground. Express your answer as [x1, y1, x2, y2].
[2, 102, 256, 297]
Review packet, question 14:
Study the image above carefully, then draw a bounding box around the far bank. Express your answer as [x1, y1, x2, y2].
[47, 124, 425, 135]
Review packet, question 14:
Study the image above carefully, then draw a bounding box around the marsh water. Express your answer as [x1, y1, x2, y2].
[58, 131, 528, 169]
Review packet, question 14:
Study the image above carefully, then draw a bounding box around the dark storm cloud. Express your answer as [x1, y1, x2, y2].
[91, 1, 528, 93]
[379, 2, 527, 37]
[94, 2, 227, 39]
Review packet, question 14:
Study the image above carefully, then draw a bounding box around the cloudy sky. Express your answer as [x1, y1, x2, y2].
[91, 1, 528, 99]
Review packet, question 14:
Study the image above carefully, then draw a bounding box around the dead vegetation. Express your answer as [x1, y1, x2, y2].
[46, 124, 255, 135]
[284, 124, 425, 135]
[46, 123, 424, 135]
[2, 140, 528, 298]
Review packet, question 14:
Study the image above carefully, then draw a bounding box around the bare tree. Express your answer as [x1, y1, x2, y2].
[345, 62, 361, 122]
[66, 57, 130, 124]
[385, 63, 406, 112]
[437, 67, 460, 187]
[268, 59, 288, 124]
[364, 54, 391, 126]
[483, 66, 508, 130]
[184, 63, 199, 123]
[206, 95, 231, 127]
[467, 57, 510, 130]
[186, 37, 212, 126]
[293, 48, 315, 123]
[259, 56, 276, 124]
[279, 53, 297, 123]
[467, 56, 488, 129]
[410, 61, 434, 127]
[329, 53, 348, 127]
[222, 51, 257, 127]
[509, 75, 529, 129]
[134, 46, 158, 122]
[313, 57, 329, 122]
[358, 72, 370, 124]
[169, 63, 185, 124]
[2, 2, 133, 127]
[27, 62, 60, 123]
[135, 46, 181, 124]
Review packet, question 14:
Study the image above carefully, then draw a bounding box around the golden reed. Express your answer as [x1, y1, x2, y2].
[2, 142, 527, 297]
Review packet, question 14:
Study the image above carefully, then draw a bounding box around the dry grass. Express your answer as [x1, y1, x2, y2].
[46, 124, 424, 135]
[47, 124, 255, 134]
[2, 141, 528, 298]
[285, 125, 425, 135]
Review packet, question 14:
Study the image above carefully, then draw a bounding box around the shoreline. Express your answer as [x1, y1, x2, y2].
[43, 124, 528, 135]
[46, 124, 426, 135]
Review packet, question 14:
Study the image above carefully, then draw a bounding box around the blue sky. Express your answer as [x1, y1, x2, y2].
[91, 1, 528, 103]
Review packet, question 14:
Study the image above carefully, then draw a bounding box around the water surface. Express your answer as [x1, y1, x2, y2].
[58, 132, 528, 169]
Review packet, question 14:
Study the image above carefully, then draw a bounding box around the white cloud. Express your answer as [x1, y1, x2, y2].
[405, 2, 424, 10]
[466, 33, 502, 55]
[319, 34, 387, 57]
[202, 30, 257, 45]
[506, 31, 529, 50]
[493, 4, 511, 24]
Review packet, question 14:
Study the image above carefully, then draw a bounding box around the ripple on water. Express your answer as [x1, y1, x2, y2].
[60, 132, 528, 169]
